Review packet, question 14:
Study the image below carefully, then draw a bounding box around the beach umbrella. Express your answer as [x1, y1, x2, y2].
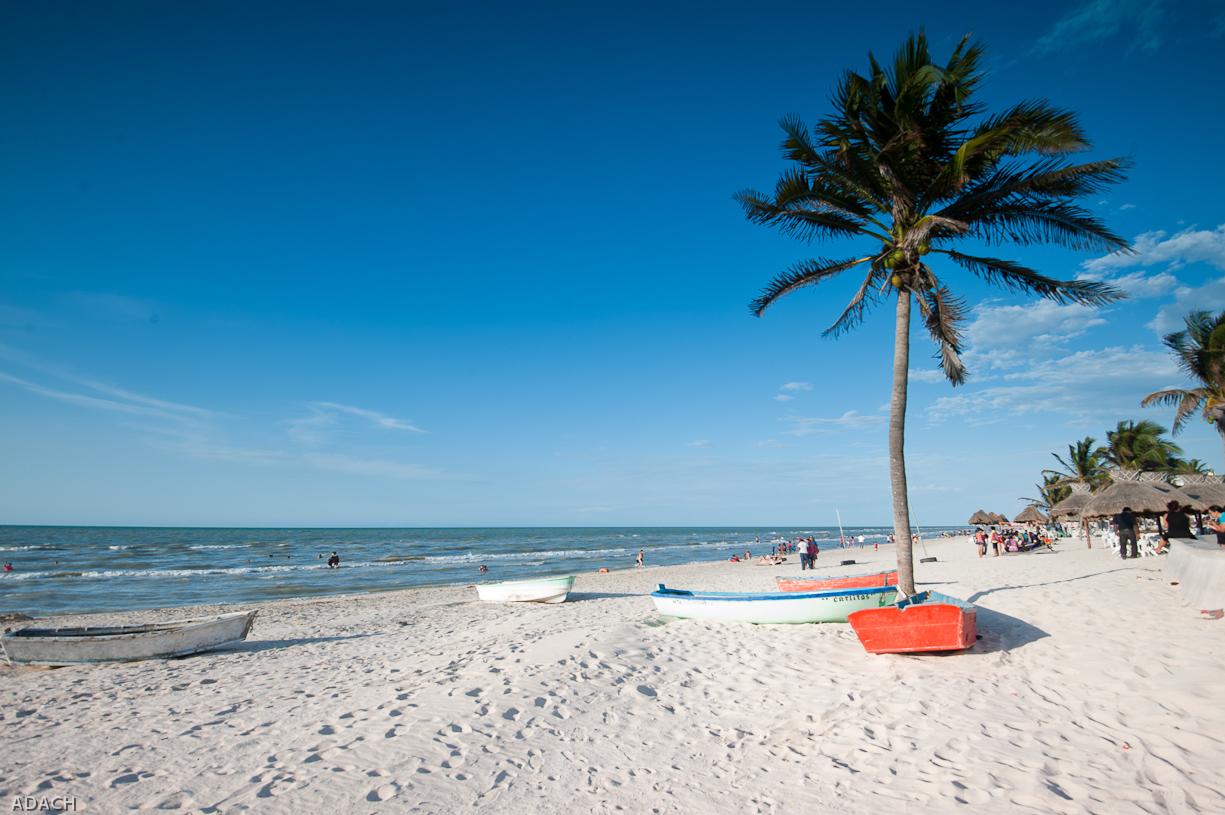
[967, 510, 993, 525]
[1175, 481, 1225, 509]
[1151, 482, 1211, 513]
[1082, 481, 1171, 518]
[1049, 492, 1091, 519]
[989, 512, 1009, 524]
[1013, 505, 1048, 524]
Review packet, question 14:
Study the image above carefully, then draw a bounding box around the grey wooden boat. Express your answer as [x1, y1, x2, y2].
[1, 610, 257, 666]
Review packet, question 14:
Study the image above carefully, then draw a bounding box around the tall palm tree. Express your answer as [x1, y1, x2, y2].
[737, 33, 1128, 593]
[1141, 310, 1225, 465]
[1044, 437, 1106, 488]
[1098, 419, 1183, 472]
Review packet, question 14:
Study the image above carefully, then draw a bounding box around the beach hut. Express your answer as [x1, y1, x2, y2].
[1081, 481, 1171, 518]
[989, 512, 1009, 525]
[1013, 505, 1048, 524]
[1049, 481, 1095, 548]
[967, 510, 993, 525]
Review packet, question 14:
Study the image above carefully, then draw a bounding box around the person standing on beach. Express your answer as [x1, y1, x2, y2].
[805, 538, 818, 568]
[1112, 508, 1138, 559]
[635, 549, 644, 568]
[1156, 501, 1194, 554]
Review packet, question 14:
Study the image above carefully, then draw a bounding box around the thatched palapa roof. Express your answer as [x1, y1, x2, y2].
[1014, 505, 1049, 524]
[1082, 481, 1172, 518]
[1049, 492, 1091, 519]
[967, 509, 993, 525]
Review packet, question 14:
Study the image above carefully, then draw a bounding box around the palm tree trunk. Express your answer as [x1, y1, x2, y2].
[889, 291, 915, 595]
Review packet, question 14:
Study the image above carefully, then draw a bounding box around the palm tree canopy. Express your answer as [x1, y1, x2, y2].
[1044, 437, 1106, 488]
[1142, 310, 1225, 435]
[1098, 420, 1183, 472]
[737, 32, 1129, 384]
[1022, 472, 1071, 511]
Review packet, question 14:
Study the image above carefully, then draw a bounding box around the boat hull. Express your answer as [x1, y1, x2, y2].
[775, 570, 898, 592]
[476, 575, 576, 604]
[650, 584, 897, 624]
[0, 611, 257, 666]
[848, 592, 976, 653]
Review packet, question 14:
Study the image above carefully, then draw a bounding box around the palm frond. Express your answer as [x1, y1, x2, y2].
[823, 264, 886, 337]
[938, 250, 1122, 306]
[913, 280, 968, 384]
[750, 257, 871, 316]
[734, 187, 873, 243]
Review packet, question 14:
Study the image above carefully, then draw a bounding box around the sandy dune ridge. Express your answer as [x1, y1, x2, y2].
[1, 535, 1222, 813]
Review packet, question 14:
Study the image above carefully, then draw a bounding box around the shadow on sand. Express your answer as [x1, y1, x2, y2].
[565, 591, 637, 602]
[966, 568, 1130, 604]
[223, 634, 378, 654]
[970, 606, 1050, 653]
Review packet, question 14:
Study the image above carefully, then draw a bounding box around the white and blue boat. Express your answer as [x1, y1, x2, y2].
[650, 584, 897, 624]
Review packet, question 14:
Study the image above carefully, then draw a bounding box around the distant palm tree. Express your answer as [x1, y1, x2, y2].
[737, 33, 1127, 594]
[1099, 420, 1183, 472]
[1142, 310, 1225, 465]
[1169, 458, 1211, 475]
[1021, 472, 1070, 512]
[1044, 437, 1107, 489]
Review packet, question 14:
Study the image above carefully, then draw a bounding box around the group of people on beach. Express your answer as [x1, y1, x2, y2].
[1110, 500, 1224, 559]
[973, 526, 1054, 557]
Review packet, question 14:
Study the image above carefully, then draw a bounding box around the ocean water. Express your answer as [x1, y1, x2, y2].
[0, 526, 961, 616]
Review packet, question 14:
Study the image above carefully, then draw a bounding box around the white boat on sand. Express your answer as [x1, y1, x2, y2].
[476, 575, 576, 604]
[1, 610, 257, 666]
[650, 584, 897, 624]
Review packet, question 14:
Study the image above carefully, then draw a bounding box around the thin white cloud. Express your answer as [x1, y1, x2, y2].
[62, 291, 159, 323]
[780, 382, 813, 392]
[0, 369, 211, 423]
[1083, 224, 1225, 274]
[687, 439, 712, 448]
[1120, 203, 1137, 211]
[909, 369, 947, 384]
[302, 453, 442, 480]
[311, 402, 425, 433]
[783, 411, 884, 436]
[289, 401, 425, 444]
[0, 344, 215, 419]
[773, 393, 794, 402]
[1033, 0, 1165, 55]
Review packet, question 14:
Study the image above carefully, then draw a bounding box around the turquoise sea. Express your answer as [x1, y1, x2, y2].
[0, 525, 962, 616]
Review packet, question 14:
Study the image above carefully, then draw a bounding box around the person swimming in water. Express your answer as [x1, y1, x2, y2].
[327, 551, 340, 568]
[2, 562, 12, 572]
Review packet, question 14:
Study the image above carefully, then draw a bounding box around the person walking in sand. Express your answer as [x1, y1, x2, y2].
[805, 538, 818, 568]
[1112, 507, 1138, 559]
[635, 549, 644, 568]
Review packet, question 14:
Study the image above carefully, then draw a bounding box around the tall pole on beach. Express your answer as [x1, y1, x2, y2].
[836, 508, 846, 548]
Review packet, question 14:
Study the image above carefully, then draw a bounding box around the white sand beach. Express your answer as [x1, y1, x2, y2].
[2, 535, 1222, 814]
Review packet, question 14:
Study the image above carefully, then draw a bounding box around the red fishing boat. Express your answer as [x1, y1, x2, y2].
[847, 591, 976, 654]
[775, 570, 898, 593]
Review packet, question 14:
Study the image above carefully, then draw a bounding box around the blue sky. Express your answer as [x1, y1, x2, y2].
[2, 0, 1225, 526]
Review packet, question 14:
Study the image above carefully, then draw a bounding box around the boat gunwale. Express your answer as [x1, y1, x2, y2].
[774, 569, 897, 582]
[476, 575, 576, 589]
[652, 584, 897, 602]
